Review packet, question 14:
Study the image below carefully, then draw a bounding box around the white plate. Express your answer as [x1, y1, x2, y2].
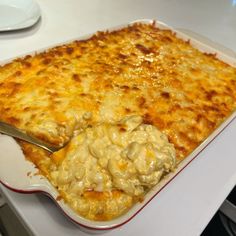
[0, 19, 236, 232]
[0, 0, 41, 31]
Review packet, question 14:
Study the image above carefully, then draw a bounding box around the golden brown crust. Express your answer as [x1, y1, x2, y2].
[1, 24, 236, 159]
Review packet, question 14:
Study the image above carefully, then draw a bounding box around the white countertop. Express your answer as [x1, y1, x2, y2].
[1, 0, 236, 235]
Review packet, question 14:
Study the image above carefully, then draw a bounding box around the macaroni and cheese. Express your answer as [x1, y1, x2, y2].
[1, 22, 236, 221]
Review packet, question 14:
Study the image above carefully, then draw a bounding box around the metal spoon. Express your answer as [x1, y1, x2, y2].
[0, 121, 61, 153]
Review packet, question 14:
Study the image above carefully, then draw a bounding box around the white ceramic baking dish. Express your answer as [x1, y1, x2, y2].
[0, 19, 236, 232]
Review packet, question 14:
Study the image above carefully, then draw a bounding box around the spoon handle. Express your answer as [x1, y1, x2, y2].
[0, 121, 58, 153]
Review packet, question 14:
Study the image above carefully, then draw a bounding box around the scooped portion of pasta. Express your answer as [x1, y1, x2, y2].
[49, 115, 176, 220]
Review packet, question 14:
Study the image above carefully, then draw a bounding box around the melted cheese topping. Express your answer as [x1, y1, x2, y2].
[1, 23, 236, 220]
[49, 116, 175, 219]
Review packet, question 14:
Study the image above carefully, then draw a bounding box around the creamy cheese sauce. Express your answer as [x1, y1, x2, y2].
[50, 116, 176, 218]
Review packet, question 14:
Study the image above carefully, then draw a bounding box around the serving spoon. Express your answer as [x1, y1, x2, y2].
[0, 121, 61, 153]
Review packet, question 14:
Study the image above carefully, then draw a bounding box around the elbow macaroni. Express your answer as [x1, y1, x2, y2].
[50, 116, 176, 220]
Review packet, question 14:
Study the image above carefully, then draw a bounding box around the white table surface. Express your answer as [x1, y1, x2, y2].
[1, 0, 236, 235]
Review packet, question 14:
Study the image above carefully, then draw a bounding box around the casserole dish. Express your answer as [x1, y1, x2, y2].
[0, 19, 236, 231]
